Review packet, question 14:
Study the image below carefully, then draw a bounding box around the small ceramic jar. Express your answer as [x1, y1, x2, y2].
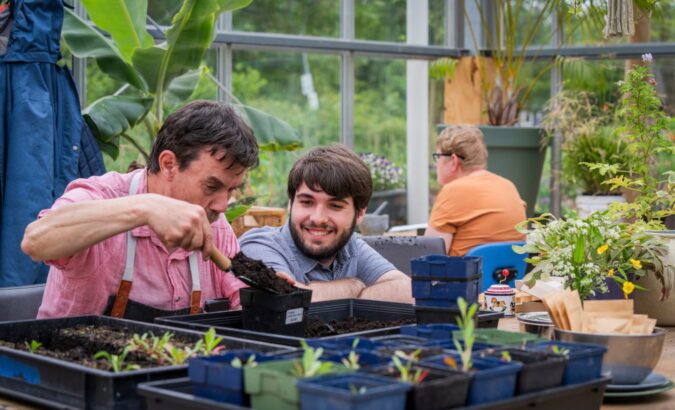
[485, 284, 516, 317]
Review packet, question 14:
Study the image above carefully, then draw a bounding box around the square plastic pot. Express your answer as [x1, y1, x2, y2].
[400, 324, 459, 340]
[479, 348, 566, 394]
[412, 276, 480, 308]
[530, 341, 607, 385]
[240, 288, 312, 337]
[296, 373, 410, 410]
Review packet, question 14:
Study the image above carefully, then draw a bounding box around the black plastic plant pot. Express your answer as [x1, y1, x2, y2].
[414, 306, 503, 328]
[0, 316, 288, 410]
[157, 299, 417, 347]
[479, 348, 566, 394]
[367, 364, 470, 410]
[239, 288, 312, 337]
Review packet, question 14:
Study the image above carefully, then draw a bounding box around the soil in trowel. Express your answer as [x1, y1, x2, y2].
[232, 252, 297, 294]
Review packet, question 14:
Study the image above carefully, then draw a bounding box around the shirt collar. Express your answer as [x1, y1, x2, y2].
[280, 222, 354, 276]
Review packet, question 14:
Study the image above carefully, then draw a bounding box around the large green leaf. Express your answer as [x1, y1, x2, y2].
[234, 105, 303, 152]
[81, 0, 154, 62]
[95, 136, 121, 160]
[62, 9, 147, 91]
[61, 8, 147, 91]
[132, 0, 252, 98]
[165, 68, 205, 105]
[83, 95, 153, 143]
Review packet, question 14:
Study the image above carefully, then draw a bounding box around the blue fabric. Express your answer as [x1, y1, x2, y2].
[0, 0, 104, 286]
[239, 223, 395, 286]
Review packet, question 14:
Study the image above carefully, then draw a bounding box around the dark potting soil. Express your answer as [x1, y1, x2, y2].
[304, 317, 415, 338]
[232, 252, 297, 294]
[0, 325, 206, 371]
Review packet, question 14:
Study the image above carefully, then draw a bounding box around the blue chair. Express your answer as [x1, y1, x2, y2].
[465, 242, 526, 292]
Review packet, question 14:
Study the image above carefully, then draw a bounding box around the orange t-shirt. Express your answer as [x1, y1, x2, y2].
[428, 171, 526, 256]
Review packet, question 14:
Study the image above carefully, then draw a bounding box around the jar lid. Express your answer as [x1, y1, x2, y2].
[485, 284, 515, 295]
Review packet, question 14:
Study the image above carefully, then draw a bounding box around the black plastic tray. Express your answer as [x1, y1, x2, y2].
[138, 377, 246, 410]
[0, 316, 289, 410]
[157, 300, 503, 347]
[462, 377, 610, 410]
[157, 299, 416, 346]
[139, 376, 610, 410]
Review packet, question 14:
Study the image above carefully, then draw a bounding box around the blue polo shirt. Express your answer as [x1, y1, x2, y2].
[239, 223, 395, 286]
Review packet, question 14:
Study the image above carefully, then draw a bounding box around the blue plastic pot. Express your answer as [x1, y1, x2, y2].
[188, 349, 273, 405]
[410, 255, 482, 279]
[530, 341, 607, 385]
[323, 349, 387, 367]
[297, 373, 410, 410]
[420, 354, 522, 405]
[434, 339, 499, 352]
[412, 277, 481, 308]
[306, 336, 381, 351]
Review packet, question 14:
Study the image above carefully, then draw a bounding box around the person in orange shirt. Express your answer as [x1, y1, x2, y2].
[425, 126, 526, 256]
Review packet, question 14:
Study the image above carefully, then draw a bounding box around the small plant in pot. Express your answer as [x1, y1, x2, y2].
[419, 297, 522, 405]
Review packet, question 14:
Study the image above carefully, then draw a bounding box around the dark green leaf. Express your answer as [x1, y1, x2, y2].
[234, 105, 303, 151]
[83, 95, 153, 142]
[165, 68, 204, 105]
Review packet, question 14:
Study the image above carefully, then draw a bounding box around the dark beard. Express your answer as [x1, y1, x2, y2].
[289, 212, 357, 262]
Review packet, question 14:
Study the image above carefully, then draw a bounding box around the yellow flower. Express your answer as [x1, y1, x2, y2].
[623, 281, 635, 299]
[607, 269, 614, 278]
[597, 244, 609, 255]
[630, 258, 642, 269]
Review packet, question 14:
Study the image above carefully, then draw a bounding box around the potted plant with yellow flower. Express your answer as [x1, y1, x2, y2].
[514, 211, 672, 301]
[583, 54, 675, 322]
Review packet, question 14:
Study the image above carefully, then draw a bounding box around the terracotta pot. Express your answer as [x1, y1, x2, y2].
[634, 231, 675, 325]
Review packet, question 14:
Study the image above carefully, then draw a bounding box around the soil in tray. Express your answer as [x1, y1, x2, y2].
[232, 252, 297, 294]
[0, 324, 202, 371]
[304, 317, 416, 338]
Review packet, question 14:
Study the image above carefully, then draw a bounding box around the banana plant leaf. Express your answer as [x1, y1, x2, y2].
[83, 95, 153, 145]
[81, 0, 154, 62]
[61, 8, 147, 91]
[235, 105, 303, 152]
[165, 68, 205, 105]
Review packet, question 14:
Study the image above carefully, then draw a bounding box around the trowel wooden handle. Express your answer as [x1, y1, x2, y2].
[210, 249, 232, 271]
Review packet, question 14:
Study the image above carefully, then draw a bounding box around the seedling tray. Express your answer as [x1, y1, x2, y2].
[157, 299, 416, 347]
[0, 316, 288, 410]
[137, 376, 610, 410]
[138, 377, 246, 410]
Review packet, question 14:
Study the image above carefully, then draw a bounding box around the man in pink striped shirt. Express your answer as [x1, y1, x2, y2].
[21, 101, 258, 320]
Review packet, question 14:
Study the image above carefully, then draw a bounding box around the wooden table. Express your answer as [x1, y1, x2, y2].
[1, 319, 673, 409]
[498, 318, 675, 409]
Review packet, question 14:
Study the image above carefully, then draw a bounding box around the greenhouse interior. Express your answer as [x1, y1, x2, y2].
[0, 0, 674, 409]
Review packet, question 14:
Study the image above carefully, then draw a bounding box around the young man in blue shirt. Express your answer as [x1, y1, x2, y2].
[239, 145, 413, 303]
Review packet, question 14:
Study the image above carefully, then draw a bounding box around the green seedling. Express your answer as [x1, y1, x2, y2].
[128, 331, 174, 365]
[341, 339, 361, 370]
[500, 350, 512, 362]
[95, 346, 140, 373]
[391, 349, 428, 384]
[200, 327, 225, 356]
[452, 297, 477, 372]
[231, 354, 257, 368]
[292, 341, 335, 377]
[25, 340, 42, 353]
[551, 345, 570, 357]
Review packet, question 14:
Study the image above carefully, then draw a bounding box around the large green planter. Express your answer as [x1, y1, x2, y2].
[437, 125, 546, 217]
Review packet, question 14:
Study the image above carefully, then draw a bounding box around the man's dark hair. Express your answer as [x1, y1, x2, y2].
[148, 100, 259, 173]
[288, 145, 373, 211]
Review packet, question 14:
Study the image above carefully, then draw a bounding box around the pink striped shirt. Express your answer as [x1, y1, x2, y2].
[37, 169, 247, 319]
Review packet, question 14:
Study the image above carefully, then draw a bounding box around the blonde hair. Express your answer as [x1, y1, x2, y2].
[436, 126, 488, 170]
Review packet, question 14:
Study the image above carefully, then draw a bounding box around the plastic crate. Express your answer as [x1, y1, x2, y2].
[411, 255, 482, 279]
[413, 274, 481, 308]
[414, 306, 503, 328]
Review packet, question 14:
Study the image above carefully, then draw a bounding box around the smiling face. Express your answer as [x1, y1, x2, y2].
[160, 148, 246, 223]
[289, 182, 366, 265]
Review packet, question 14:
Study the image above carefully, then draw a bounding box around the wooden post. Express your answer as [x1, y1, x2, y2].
[443, 56, 496, 125]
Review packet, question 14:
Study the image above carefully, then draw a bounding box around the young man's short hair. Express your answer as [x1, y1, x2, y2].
[436, 125, 488, 170]
[148, 100, 259, 173]
[287, 145, 373, 211]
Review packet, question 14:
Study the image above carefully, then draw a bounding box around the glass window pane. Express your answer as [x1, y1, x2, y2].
[354, 57, 408, 225]
[429, 0, 447, 45]
[356, 0, 406, 42]
[232, 0, 339, 37]
[232, 50, 340, 207]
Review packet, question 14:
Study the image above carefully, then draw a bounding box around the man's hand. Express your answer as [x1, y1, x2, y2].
[275, 271, 311, 290]
[143, 194, 214, 256]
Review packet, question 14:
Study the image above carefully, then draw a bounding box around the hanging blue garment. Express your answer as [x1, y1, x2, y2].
[0, 0, 105, 286]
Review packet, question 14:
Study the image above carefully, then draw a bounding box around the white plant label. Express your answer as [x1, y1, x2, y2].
[285, 308, 303, 325]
